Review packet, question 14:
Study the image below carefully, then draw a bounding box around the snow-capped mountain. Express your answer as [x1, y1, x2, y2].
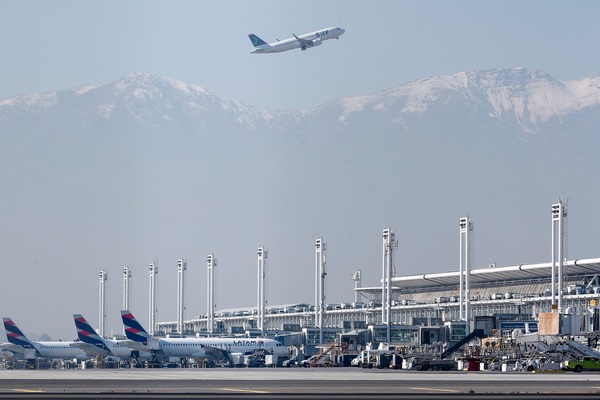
[2, 68, 599, 138]
[1, 68, 599, 339]
[0, 72, 282, 135]
[302, 67, 600, 135]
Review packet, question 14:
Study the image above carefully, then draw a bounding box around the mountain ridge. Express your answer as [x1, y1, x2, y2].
[2, 67, 599, 136]
[325, 68, 600, 134]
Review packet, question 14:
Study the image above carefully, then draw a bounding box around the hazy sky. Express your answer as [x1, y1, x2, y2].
[1, 0, 600, 340]
[1, 0, 599, 109]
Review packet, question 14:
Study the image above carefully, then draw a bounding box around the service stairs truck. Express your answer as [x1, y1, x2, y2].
[406, 329, 486, 371]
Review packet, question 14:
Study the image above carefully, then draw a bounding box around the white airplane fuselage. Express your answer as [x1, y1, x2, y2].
[33, 341, 89, 359]
[157, 337, 288, 358]
[250, 26, 345, 53]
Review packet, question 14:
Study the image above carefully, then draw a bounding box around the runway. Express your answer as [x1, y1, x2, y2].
[1, 368, 600, 399]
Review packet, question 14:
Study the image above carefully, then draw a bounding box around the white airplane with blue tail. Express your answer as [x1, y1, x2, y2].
[248, 26, 345, 53]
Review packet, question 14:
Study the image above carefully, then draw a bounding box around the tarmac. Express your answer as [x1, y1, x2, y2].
[1, 368, 600, 399]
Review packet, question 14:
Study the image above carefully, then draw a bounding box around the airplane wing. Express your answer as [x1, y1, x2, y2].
[0, 342, 26, 355]
[293, 34, 312, 47]
[122, 339, 152, 352]
[71, 341, 110, 357]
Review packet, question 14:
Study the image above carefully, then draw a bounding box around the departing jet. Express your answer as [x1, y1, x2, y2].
[248, 26, 345, 53]
[121, 310, 289, 362]
[72, 314, 150, 359]
[2, 317, 91, 360]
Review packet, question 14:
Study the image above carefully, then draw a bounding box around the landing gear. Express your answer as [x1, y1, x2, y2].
[301, 45, 307, 51]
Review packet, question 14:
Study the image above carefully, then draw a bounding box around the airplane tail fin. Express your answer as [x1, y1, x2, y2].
[121, 310, 152, 345]
[73, 314, 111, 353]
[2, 318, 35, 349]
[248, 34, 268, 47]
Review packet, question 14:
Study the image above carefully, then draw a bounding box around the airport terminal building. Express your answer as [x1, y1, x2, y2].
[155, 257, 600, 353]
[153, 203, 600, 354]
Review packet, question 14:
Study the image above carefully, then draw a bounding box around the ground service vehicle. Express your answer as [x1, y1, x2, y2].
[406, 356, 454, 371]
[283, 355, 304, 367]
[564, 356, 600, 372]
[244, 354, 265, 368]
[301, 353, 331, 367]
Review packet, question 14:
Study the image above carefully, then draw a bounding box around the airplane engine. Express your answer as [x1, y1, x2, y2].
[1, 349, 15, 360]
[310, 39, 322, 47]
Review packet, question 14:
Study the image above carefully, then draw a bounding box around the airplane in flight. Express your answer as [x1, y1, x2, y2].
[121, 310, 289, 363]
[2, 317, 92, 360]
[248, 26, 345, 53]
[72, 314, 151, 360]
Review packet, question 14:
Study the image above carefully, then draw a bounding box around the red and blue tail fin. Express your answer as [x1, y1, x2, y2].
[2, 318, 35, 349]
[73, 314, 111, 353]
[120, 310, 152, 345]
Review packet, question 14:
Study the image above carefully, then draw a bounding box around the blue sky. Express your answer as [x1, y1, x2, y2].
[1, 0, 599, 109]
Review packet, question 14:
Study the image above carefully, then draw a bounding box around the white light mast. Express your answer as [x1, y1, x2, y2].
[257, 247, 267, 336]
[122, 266, 132, 311]
[148, 262, 158, 335]
[315, 238, 326, 345]
[382, 228, 396, 343]
[176, 258, 187, 335]
[551, 200, 567, 312]
[351, 270, 362, 303]
[207, 254, 216, 337]
[98, 269, 108, 338]
[459, 216, 473, 327]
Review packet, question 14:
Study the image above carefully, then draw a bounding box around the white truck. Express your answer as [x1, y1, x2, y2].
[265, 355, 284, 367]
[300, 353, 332, 367]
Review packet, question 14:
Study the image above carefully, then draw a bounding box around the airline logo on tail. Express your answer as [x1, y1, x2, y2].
[248, 34, 267, 47]
[2, 318, 35, 349]
[73, 314, 111, 353]
[121, 310, 152, 345]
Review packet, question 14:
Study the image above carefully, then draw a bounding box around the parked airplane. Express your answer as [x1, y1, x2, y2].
[73, 314, 150, 359]
[248, 26, 345, 53]
[120, 310, 289, 361]
[2, 317, 91, 360]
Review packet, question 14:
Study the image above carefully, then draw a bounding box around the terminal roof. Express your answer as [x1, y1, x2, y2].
[358, 258, 600, 294]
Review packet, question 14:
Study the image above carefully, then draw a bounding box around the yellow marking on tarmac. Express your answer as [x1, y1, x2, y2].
[12, 389, 44, 393]
[410, 387, 461, 393]
[532, 370, 566, 373]
[218, 388, 270, 394]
